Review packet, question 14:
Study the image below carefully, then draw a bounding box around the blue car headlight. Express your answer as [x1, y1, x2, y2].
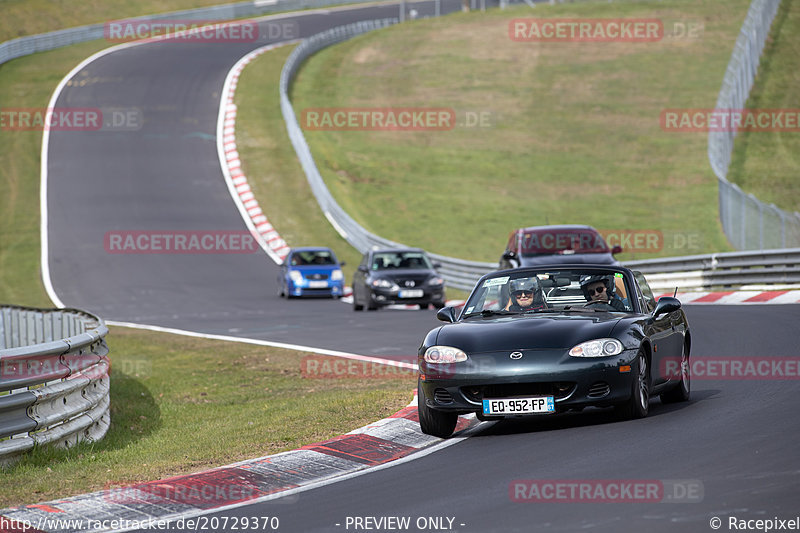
[331, 269, 344, 281]
[569, 338, 623, 358]
[289, 270, 304, 284]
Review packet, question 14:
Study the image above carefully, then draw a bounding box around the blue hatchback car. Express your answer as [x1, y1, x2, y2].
[278, 247, 345, 298]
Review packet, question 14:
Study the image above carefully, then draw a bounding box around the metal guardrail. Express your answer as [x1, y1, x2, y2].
[0, 306, 110, 466]
[626, 248, 800, 292]
[708, 0, 800, 250]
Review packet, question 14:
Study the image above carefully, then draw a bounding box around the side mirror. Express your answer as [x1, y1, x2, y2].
[433, 261, 442, 270]
[357, 265, 368, 273]
[653, 296, 681, 318]
[436, 306, 457, 323]
[611, 245, 623, 255]
[502, 251, 517, 260]
[339, 261, 346, 267]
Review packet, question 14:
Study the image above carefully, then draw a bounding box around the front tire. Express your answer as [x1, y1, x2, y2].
[353, 287, 364, 311]
[417, 379, 458, 438]
[660, 344, 690, 403]
[366, 291, 378, 311]
[615, 348, 650, 419]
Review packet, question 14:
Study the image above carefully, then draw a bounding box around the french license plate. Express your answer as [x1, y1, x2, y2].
[398, 289, 424, 298]
[308, 281, 328, 288]
[482, 397, 555, 415]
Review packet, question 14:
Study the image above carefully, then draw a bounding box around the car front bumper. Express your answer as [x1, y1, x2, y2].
[418, 348, 639, 415]
[369, 286, 445, 306]
[289, 280, 344, 297]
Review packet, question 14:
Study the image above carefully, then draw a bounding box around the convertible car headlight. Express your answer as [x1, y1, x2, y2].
[569, 339, 623, 358]
[424, 346, 467, 364]
[289, 270, 304, 283]
[371, 278, 397, 289]
[331, 269, 344, 281]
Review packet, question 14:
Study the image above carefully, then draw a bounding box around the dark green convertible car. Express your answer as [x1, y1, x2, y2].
[417, 265, 691, 438]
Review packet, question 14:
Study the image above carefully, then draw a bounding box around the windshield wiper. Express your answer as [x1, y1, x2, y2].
[463, 309, 517, 318]
[521, 308, 562, 314]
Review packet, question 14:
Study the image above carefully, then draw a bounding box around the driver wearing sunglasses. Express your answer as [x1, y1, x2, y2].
[505, 277, 547, 312]
[580, 274, 626, 311]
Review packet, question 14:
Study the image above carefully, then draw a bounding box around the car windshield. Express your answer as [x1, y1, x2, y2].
[519, 229, 610, 256]
[371, 252, 432, 270]
[290, 250, 336, 266]
[461, 267, 635, 316]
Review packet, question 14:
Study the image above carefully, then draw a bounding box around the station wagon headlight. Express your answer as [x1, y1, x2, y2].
[289, 270, 304, 283]
[424, 346, 467, 364]
[371, 278, 397, 289]
[331, 269, 344, 281]
[569, 339, 623, 358]
[428, 276, 444, 286]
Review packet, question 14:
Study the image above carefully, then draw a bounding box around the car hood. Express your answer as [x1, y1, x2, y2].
[519, 253, 618, 266]
[435, 314, 623, 353]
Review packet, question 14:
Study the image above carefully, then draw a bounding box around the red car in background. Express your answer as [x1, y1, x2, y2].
[499, 225, 622, 269]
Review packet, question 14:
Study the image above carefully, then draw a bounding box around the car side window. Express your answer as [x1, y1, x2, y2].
[634, 271, 657, 313]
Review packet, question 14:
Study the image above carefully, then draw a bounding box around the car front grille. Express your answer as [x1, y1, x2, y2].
[461, 382, 575, 402]
[307, 273, 329, 280]
[433, 388, 453, 404]
[588, 382, 611, 398]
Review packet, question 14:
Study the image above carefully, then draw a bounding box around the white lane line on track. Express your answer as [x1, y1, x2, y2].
[106, 320, 418, 370]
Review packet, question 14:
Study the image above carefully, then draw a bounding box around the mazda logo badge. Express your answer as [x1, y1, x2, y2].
[510, 352, 523, 360]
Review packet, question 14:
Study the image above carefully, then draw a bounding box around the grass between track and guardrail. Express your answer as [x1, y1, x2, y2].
[727, 0, 800, 213]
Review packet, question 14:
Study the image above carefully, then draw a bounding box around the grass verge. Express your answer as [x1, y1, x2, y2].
[285, 0, 752, 262]
[1, 1, 252, 42]
[0, 326, 414, 508]
[727, 0, 800, 213]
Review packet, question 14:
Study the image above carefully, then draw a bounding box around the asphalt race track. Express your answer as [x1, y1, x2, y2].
[130, 305, 800, 533]
[43, 2, 800, 532]
[46, 1, 465, 358]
